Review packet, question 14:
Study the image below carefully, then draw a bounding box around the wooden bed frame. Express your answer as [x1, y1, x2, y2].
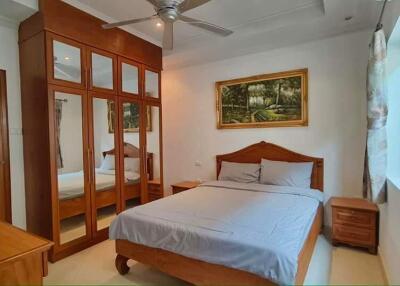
[59, 143, 153, 220]
[114, 141, 324, 285]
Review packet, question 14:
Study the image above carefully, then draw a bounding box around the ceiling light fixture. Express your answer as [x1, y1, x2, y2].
[64, 56, 71, 60]
[156, 22, 162, 27]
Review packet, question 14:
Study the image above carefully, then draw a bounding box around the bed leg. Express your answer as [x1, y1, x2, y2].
[115, 254, 130, 275]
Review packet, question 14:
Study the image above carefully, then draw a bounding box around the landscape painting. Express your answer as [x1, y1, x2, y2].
[216, 69, 308, 129]
[108, 102, 152, 133]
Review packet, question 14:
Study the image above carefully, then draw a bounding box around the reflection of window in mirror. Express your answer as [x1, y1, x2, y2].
[54, 92, 84, 176]
[145, 70, 159, 98]
[53, 41, 81, 83]
[122, 63, 139, 94]
[92, 53, 113, 90]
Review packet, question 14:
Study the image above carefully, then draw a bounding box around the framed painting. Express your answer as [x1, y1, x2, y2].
[108, 102, 152, 133]
[216, 68, 308, 129]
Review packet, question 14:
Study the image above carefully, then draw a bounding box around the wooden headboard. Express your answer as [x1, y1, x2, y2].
[216, 141, 324, 192]
[103, 143, 154, 180]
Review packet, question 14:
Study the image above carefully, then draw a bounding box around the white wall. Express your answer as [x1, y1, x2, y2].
[162, 30, 370, 225]
[0, 21, 26, 228]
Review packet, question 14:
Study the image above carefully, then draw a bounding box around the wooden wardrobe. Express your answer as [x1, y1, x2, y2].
[19, 0, 163, 261]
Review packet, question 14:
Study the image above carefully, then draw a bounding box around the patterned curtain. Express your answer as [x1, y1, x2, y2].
[363, 28, 388, 204]
[55, 100, 64, 169]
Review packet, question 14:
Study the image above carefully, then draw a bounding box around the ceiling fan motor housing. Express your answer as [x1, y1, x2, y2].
[157, 0, 185, 22]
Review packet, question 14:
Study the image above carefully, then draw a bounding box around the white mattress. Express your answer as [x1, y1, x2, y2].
[58, 169, 140, 200]
[109, 180, 323, 285]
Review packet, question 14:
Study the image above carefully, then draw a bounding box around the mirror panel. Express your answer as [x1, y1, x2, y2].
[121, 102, 142, 209]
[92, 53, 113, 90]
[53, 40, 82, 84]
[93, 97, 117, 231]
[146, 105, 162, 201]
[121, 63, 139, 94]
[55, 91, 88, 244]
[145, 70, 159, 99]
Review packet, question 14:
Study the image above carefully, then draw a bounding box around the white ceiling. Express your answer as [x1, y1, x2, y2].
[0, 0, 37, 27]
[64, 0, 382, 70]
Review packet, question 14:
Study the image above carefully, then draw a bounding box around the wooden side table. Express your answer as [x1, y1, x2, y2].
[148, 178, 163, 202]
[331, 197, 379, 254]
[0, 222, 53, 285]
[171, 181, 201, 194]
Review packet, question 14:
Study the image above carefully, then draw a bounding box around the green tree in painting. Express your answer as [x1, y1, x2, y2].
[221, 75, 302, 124]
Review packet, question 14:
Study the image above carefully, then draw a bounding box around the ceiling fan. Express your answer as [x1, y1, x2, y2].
[102, 0, 233, 50]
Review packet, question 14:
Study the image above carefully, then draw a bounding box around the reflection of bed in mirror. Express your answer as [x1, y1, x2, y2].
[58, 143, 153, 220]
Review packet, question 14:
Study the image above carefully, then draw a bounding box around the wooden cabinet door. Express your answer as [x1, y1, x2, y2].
[144, 66, 161, 102]
[46, 33, 87, 90]
[118, 57, 141, 98]
[117, 98, 146, 207]
[144, 103, 163, 200]
[88, 48, 117, 94]
[0, 70, 11, 223]
[48, 85, 92, 252]
[88, 92, 120, 238]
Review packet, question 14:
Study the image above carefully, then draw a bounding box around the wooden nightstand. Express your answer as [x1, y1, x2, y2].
[331, 197, 379, 254]
[148, 178, 163, 202]
[171, 181, 201, 194]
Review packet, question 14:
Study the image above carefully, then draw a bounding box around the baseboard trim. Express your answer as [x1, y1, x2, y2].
[378, 246, 391, 285]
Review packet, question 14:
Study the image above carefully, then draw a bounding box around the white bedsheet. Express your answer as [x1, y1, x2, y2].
[109, 180, 323, 285]
[58, 169, 140, 200]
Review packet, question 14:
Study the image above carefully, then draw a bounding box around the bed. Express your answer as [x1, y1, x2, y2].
[58, 143, 153, 220]
[109, 141, 324, 285]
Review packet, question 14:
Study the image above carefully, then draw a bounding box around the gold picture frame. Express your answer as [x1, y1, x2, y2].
[216, 68, 308, 129]
[107, 102, 152, 133]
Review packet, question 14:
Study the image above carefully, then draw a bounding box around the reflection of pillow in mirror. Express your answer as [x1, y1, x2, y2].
[100, 154, 115, 170]
[125, 171, 140, 181]
[125, 158, 140, 173]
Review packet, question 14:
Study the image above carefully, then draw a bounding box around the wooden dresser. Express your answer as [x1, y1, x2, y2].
[148, 179, 163, 202]
[0, 222, 53, 285]
[331, 197, 379, 254]
[171, 181, 201, 194]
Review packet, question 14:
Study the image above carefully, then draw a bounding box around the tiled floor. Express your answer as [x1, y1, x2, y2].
[44, 235, 386, 285]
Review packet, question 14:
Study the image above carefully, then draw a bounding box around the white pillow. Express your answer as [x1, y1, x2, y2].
[260, 158, 313, 188]
[125, 157, 140, 173]
[100, 154, 115, 170]
[218, 161, 260, 183]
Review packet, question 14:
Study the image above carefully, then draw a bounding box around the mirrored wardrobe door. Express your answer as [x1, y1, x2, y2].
[145, 104, 163, 202]
[89, 50, 117, 93]
[119, 100, 142, 209]
[119, 58, 140, 96]
[54, 90, 90, 245]
[144, 69, 160, 100]
[48, 34, 86, 89]
[91, 96, 119, 232]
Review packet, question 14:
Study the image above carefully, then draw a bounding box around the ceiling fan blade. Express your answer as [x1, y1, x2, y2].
[179, 15, 233, 36]
[102, 14, 158, 29]
[163, 22, 173, 50]
[179, 0, 211, 13]
[145, 0, 160, 7]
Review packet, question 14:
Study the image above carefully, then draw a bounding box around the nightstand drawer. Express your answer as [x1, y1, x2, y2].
[172, 186, 188, 194]
[333, 207, 375, 228]
[333, 224, 374, 245]
[149, 193, 162, 202]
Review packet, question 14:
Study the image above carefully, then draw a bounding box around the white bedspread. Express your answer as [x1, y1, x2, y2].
[109, 180, 323, 285]
[58, 169, 140, 200]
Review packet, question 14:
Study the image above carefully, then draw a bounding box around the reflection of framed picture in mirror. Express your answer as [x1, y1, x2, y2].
[107, 101, 152, 133]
